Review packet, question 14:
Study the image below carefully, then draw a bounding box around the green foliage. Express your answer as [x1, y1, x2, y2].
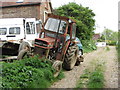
[76, 59, 105, 88]
[97, 35, 105, 42]
[82, 40, 97, 53]
[101, 29, 118, 45]
[53, 2, 95, 40]
[105, 46, 110, 51]
[56, 70, 65, 80]
[76, 69, 90, 88]
[1, 55, 64, 88]
[97, 39, 104, 42]
[76, 69, 104, 88]
[118, 31, 120, 62]
[88, 71, 104, 88]
[102, 29, 118, 41]
[107, 41, 117, 46]
[88, 60, 105, 88]
[76, 68, 104, 88]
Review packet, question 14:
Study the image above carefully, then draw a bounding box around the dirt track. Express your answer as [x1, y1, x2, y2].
[104, 46, 118, 88]
[50, 46, 118, 88]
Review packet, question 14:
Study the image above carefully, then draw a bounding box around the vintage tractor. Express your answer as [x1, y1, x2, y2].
[18, 14, 84, 77]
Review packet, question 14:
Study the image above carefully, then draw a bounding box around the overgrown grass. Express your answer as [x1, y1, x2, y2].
[82, 40, 97, 53]
[88, 68, 104, 88]
[1, 55, 64, 88]
[76, 59, 105, 89]
[76, 69, 90, 88]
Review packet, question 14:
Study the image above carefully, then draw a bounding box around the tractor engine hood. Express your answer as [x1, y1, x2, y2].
[34, 37, 57, 49]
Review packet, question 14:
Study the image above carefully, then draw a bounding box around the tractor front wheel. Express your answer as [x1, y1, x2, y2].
[17, 49, 29, 60]
[63, 45, 79, 70]
[52, 60, 62, 77]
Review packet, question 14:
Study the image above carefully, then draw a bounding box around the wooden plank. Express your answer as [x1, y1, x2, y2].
[0, 56, 17, 61]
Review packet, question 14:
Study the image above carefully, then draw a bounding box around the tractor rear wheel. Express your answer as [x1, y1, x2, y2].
[63, 45, 79, 70]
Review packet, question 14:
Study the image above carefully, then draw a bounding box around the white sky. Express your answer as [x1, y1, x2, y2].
[51, 0, 119, 33]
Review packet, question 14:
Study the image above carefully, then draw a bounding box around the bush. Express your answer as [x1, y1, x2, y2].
[107, 41, 116, 46]
[82, 40, 97, 53]
[1, 55, 63, 88]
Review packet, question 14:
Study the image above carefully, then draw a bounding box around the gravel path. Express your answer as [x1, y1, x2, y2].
[104, 46, 118, 88]
[50, 46, 118, 88]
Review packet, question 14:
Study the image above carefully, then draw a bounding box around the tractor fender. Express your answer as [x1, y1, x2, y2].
[18, 39, 33, 53]
[79, 49, 83, 55]
[22, 39, 33, 47]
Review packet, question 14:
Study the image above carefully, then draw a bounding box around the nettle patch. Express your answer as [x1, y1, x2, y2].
[1, 55, 64, 88]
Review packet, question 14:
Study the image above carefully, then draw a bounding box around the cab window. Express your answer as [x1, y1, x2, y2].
[0, 28, 7, 35]
[44, 18, 60, 32]
[44, 18, 67, 34]
[26, 22, 35, 34]
[9, 27, 20, 34]
[59, 21, 67, 34]
[72, 23, 76, 39]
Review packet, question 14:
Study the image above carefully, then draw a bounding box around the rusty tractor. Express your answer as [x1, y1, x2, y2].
[5, 14, 84, 77]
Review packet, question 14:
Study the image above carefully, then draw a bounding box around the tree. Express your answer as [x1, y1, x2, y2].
[101, 29, 118, 45]
[102, 29, 118, 42]
[53, 2, 95, 40]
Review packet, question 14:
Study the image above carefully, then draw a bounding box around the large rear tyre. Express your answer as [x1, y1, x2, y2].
[63, 45, 79, 70]
[52, 60, 62, 77]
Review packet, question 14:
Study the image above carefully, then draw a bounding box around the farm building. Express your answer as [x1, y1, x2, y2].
[92, 33, 101, 40]
[0, 0, 52, 22]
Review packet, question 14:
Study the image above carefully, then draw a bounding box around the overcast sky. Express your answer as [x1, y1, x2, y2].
[51, 0, 119, 33]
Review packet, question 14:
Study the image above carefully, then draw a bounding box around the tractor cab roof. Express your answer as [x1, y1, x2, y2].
[47, 14, 76, 23]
